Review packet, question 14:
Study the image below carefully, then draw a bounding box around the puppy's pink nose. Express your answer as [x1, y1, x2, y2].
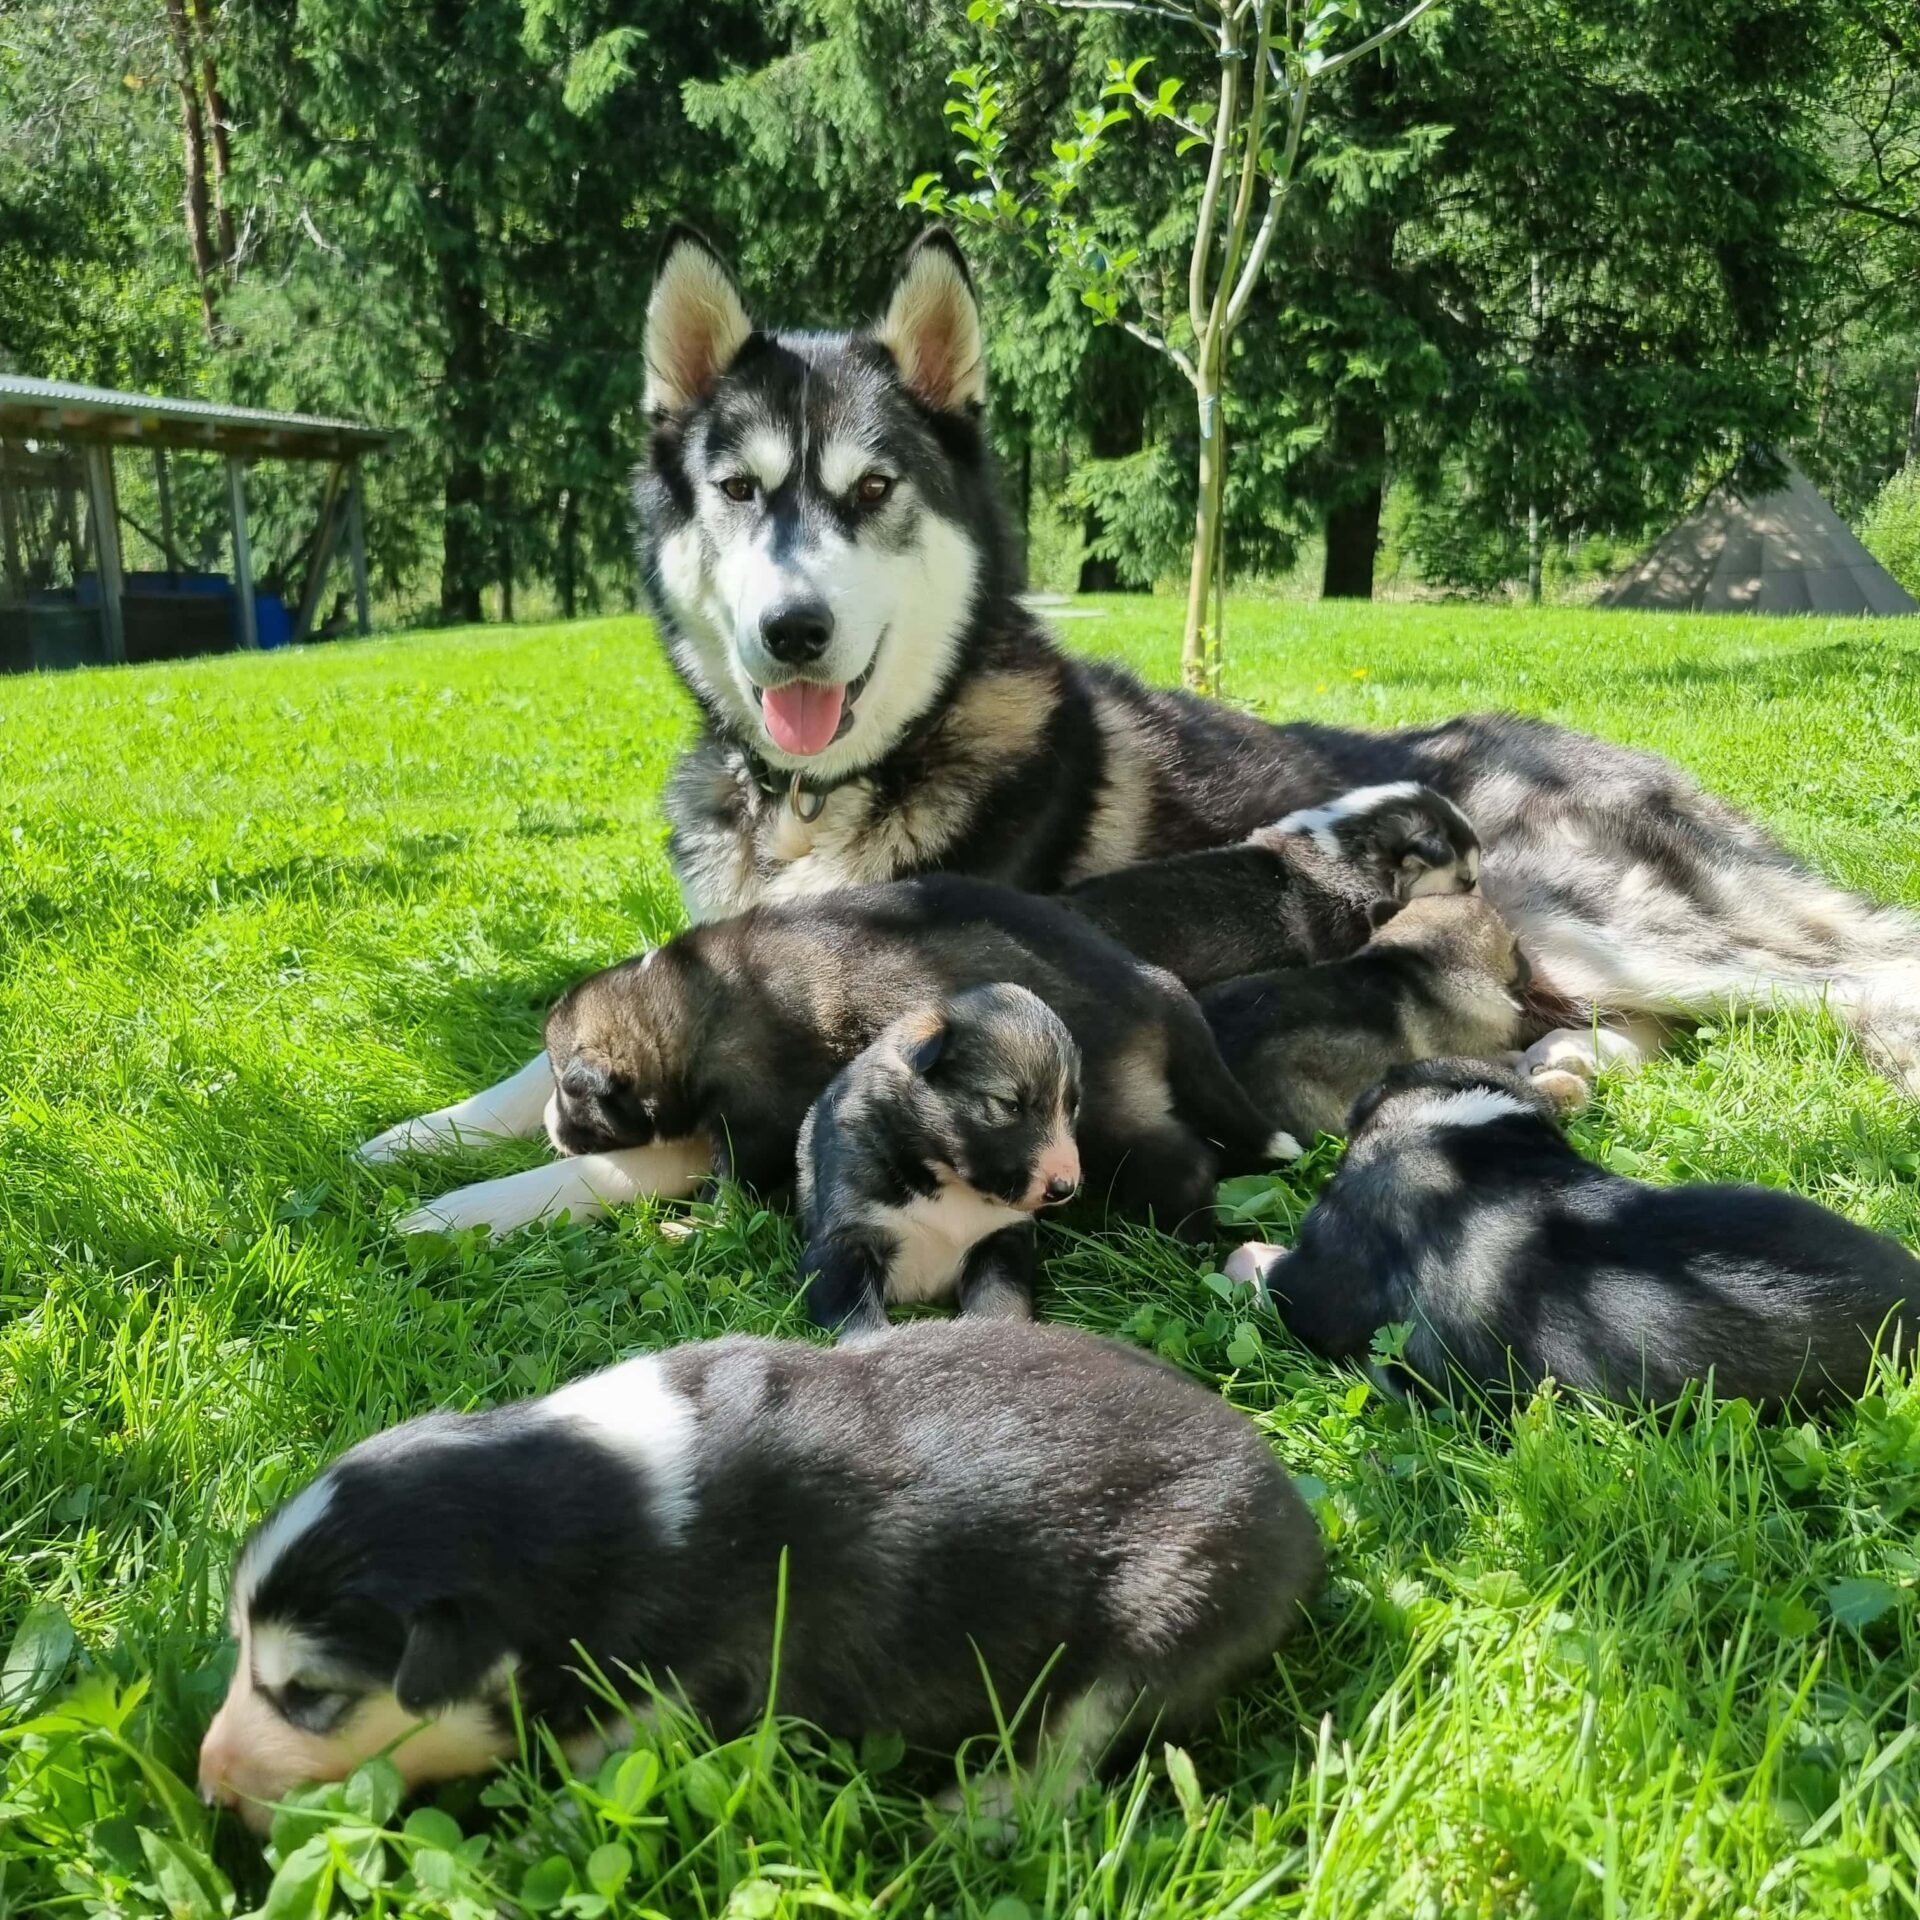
[1031, 1134, 1080, 1208]
[198, 1737, 239, 1809]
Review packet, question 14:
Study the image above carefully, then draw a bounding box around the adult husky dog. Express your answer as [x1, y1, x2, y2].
[363, 228, 1920, 1229]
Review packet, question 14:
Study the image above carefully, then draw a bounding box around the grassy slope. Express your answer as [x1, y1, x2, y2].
[3, 601, 1920, 1918]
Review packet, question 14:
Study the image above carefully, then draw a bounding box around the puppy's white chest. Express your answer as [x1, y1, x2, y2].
[886, 1183, 1026, 1304]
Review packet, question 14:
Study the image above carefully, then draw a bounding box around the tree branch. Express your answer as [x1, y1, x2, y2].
[1120, 318, 1199, 383]
[1188, 10, 1240, 340]
[1052, 0, 1212, 37]
[1313, 0, 1442, 79]
[1832, 191, 1920, 234]
[1225, 73, 1310, 332]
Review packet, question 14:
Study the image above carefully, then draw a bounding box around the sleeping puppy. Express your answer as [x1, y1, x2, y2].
[1200, 893, 1532, 1145]
[197, 1321, 1323, 1831]
[544, 875, 1298, 1236]
[1058, 782, 1482, 990]
[797, 985, 1082, 1339]
[1226, 1058, 1920, 1408]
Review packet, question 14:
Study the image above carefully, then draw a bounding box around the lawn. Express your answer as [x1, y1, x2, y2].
[4, 598, 1920, 1919]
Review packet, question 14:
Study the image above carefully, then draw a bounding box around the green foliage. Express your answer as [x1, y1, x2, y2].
[7, 604, 1920, 1911]
[0, 2, 207, 388]
[1861, 462, 1920, 595]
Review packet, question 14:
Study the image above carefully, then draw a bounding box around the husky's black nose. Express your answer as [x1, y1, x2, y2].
[761, 600, 834, 665]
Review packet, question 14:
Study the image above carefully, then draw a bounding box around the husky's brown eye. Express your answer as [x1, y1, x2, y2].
[855, 472, 895, 505]
[719, 475, 757, 503]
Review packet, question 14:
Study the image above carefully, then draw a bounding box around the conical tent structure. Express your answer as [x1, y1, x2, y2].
[1603, 459, 1917, 616]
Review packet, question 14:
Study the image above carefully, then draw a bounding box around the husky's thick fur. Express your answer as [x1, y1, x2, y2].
[200, 1322, 1321, 1830]
[1226, 1059, 1919, 1409]
[360, 225, 1920, 1223]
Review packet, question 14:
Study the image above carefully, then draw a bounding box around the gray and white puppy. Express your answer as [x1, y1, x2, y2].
[199, 1322, 1323, 1832]
[797, 985, 1083, 1339]
[1227, 1058, 1920, 1409]
[1200, 893, 1532, 1144]
[1059, 782, 1482, 990]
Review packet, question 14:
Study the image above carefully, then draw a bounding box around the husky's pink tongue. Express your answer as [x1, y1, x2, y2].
[761, 681, 846, 756]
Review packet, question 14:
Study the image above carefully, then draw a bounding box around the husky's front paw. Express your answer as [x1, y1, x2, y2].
[1268, 783, 1481, 901]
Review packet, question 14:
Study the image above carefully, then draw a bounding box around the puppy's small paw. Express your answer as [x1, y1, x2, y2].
[929, 1774, 1020, 1854]
[1264, 1129, 1305, 1162]
[1523, 1025, 1649, 1082]
[1224, 1241, 1286, 1297]
[1530, 1068, 1591, 1113]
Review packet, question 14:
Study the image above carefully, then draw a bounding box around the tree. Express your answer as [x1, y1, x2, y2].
[909, 0, 1440, 689]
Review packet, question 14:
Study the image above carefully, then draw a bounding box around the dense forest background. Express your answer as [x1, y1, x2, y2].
[5, 0, 1917, 625]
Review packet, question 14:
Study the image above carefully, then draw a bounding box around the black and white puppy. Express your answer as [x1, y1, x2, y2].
[1057, 782, 1482, 990]
[797, 985, 1082, 1339]
[1226, 1059, 1920, 1408]
[198, 1322, 1324, 1831]
[1200, 893, 1532, 1144]
[543, 875, 1299, 1235]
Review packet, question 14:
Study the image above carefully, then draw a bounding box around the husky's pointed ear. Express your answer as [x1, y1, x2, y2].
[393, 1598, 510, 1716]
[645, 225, 752, 419]
[877, 229, 986, 415]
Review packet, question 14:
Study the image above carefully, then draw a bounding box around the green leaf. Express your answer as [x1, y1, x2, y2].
[610, 1745, 660, 1815]
[1766, 1594, 1821, 1638]
[1163, 1743, 1204, 1824]
[982, 1901, 1031, 1920]
[560, 28, 647, 117]
[1226, 1322, 1263, 1368]
[727, 1880, 781, 1919]
[139, 1829, 232, 1920]
[0, 1601, 76, 1717]
[411, 1847, 458, 1898]
[402, 1807, 464, 1851]
[858, 1729, 907, 1775]
[1826, 1577, 1900, 1629]
[262, 1836, 333, 1920]
[1369, 1321, 1414, 1363]
[519, 1853, 575, 1912]
[342, 1755, 402, 1828]
[585, 1842, 632, 1900]
[680, 1755, 732, 1822]
[268, 1783, 346, 1858]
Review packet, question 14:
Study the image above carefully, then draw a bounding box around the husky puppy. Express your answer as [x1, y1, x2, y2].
[1058, 783, 1480, 989]
[796, 985, 1082, 1338]
[543, 876, 1295, 1237]
[197, 1322, 1324, 1831]
[1226, 1059, 1920, 1408]
[1200, 894, 1532, 1144]
[361, 224, 1920, 1203]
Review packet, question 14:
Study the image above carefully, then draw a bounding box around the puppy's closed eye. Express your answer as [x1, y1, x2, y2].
[278, 1679, 353, 1732]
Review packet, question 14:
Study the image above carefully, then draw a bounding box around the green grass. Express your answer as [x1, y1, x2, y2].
[4, 599, 1920, 1919]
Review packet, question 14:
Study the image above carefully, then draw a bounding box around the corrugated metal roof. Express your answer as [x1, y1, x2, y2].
[0, 375, 391, 455]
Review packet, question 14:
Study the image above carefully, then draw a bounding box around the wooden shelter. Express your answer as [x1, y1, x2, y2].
[0, 375, 392, 673]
